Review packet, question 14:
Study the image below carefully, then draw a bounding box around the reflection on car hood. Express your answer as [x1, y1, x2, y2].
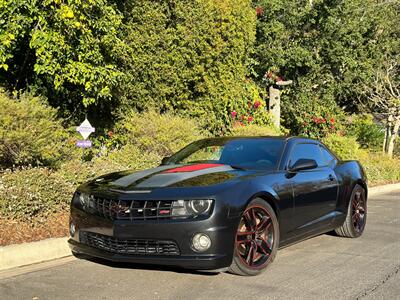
[90, 163, 241, 191]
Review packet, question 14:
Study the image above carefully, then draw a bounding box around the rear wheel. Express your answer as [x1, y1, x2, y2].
[335, 184, 367, 238]
[229, 198, 279, 276]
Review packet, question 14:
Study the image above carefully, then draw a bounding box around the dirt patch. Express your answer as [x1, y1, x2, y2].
[0, 212, 69, 246]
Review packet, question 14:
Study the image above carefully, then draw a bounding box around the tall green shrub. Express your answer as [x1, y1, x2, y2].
[117, 0, 256, 133]
[0, 91, 70, 168]
[322, 134, 361, 160]
[115, 110, 206, 157]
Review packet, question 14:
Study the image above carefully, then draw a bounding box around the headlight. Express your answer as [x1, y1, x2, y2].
[72, 192, 90, 208]
[171, 199, 213, 217]
[79, 193, 90, 205]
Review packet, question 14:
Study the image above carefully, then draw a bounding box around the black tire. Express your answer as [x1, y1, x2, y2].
[335, 184, 367, 238]
[228, 198, 279, 276]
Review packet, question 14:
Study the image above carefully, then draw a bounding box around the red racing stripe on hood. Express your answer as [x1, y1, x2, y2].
[162, 163, 225, 173]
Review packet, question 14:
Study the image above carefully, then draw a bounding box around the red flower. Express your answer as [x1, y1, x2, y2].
[247, 116, 253, 122]
[253, 101, 261, 109]
[265, 71, 273, 79]
[231, 111, 237, 118]
[330, 117, 335, 124]
[255, 6, 264, 17]
[330, 124, 335, 130]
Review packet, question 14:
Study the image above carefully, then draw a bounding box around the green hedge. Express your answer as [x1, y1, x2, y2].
[0, 168, 74, 220]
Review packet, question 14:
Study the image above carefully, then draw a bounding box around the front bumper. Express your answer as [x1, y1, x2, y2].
[69, 206, 239, 270]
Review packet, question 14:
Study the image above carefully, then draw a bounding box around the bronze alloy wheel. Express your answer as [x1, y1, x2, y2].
[236, 205, 274, 269]
[335, 184, 367, 238]
[229, 198, 279, 276]
[351, 189, 366, 233]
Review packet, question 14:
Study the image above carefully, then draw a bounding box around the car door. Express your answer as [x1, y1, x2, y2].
[287, 142, 339, 234]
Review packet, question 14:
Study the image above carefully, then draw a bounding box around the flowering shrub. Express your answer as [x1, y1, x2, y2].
[299, 112, 338, 138]
[231, 100, 265, 127]
[230, 82, 273, 129]
[264, 70, 285, 85]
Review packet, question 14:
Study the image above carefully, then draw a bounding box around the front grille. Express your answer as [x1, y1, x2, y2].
[80, 231, 180, 256]
[86, 196, 174, 221]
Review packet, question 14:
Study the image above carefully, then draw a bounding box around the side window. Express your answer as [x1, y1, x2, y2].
[320, 145, 336, 166]
[289, 143, 325, 168]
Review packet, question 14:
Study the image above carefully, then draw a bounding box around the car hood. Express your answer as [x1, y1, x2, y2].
[87, 163, 247, 192]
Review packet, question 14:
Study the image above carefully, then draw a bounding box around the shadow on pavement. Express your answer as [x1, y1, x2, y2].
[73, 253, 222, 277]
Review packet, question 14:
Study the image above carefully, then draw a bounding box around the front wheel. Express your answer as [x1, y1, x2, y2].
[335, 184, 367, 238]
[228, 198, 279, 276]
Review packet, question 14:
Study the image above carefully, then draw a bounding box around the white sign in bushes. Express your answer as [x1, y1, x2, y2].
[76, 118, 95, 148]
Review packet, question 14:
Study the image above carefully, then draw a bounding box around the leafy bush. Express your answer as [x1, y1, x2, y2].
[0, 168, 74, 221]
[322, 134, 361, 160]
[359, 153, 400, 186]
[105, 144, 160, 170]
[229, 124, 280, 137]
[59, 145, 161, 186]
[117, 0, 256, 133]
[322, 133, 400, 186]
[346, 114, 384, 150]
[0, 91, 71, 168]
[115, 110, 206, 158]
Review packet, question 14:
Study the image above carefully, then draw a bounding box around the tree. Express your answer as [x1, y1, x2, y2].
[115, 0, 256, 133]
[364, 59, 400, 157]
[252, 0, 397, 134]
[0, 0, 124, 119]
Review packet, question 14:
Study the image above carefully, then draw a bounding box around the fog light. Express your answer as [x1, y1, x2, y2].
[69, 223, 76, 237]
[191, 233, 211, 252]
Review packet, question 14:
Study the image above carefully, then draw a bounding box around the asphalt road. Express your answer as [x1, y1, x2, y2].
[1, 191, 399, 300]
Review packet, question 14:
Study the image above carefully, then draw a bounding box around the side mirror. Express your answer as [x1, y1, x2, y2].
[289, 158, 318, 172]
[161, 156, 171, 165]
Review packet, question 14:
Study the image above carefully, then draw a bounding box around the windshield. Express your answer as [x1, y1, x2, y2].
[165, 138, 285, 170]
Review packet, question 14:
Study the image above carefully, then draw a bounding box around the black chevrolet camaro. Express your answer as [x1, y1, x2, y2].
[69, 136, 368, 276]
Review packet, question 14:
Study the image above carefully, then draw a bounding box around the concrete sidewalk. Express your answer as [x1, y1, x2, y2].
[1, 182, 399, 272]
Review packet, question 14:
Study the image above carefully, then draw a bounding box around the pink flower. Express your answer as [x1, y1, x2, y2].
[254, 101, 261, 109]
[231, 111, 237, 118]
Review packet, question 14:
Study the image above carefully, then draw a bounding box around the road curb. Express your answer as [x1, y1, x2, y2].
[369, 183, 400, 196]
[0, 183, 399, 272]
[0, 237, 70, 271]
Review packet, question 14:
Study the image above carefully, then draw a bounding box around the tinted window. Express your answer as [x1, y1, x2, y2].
[166, 138, 285, 170]
[320, 145, 336, 165]
[289, 143, 325, 167]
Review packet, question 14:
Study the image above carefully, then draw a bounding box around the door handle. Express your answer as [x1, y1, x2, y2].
[328, 174, 335, 181]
